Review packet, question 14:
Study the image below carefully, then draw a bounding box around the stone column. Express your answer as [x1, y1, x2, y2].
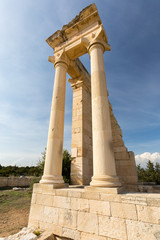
[40, 51, 69, 187]
[88, 40, 121, 188]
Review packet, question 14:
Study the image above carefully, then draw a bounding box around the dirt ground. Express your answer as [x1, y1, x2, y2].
[0, 189, 31, 237]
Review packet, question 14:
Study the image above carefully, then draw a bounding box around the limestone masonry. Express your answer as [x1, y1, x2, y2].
[28, 4, 160, 240]
[28, 184, 160, 240]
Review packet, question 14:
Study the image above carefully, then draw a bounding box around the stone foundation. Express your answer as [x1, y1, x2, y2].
[28, 184, 160, 240]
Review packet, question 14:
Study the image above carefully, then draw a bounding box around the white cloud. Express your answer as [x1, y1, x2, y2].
[135, 152, 160, 168]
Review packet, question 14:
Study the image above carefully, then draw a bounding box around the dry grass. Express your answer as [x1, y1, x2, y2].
[0, 189, 32, 237]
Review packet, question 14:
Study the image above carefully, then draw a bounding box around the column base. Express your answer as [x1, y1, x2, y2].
[40, 174, 68, 189]
[85, 186, 124, 194]
[90, 175, 121, 188]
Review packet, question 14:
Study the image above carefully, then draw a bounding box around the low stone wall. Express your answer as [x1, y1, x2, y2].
[0, 177, 40, 188]
[28, 184, 160, 240]
[138, 184, 160, 193]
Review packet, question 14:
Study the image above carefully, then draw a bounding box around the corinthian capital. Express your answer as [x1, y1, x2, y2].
[81, 24, 111, 54]
[48, 49, 70, 68]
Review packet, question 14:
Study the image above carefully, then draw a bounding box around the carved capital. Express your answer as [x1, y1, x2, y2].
[68, 74, 90, 92]
[81, 24, 111, 54]
[48, 49, 70, 69]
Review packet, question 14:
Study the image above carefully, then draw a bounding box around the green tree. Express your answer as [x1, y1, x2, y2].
[145, 160, 155, 182]
[137, 164, 146, 182]
[137, 160, 160, 184]
[155, 162, 160, 184]
[37, 148, 72, 183]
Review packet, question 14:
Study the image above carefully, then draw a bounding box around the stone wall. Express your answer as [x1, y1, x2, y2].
[28, 184, 160, 240]
[0, 176, 39, 188]
[110, 104, 138, 191]
[70, 72, 92, 186]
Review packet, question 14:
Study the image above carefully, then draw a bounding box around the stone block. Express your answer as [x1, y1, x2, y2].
[147, 195, 160, 207]
[77, 212, 98, 234]
[68, 189, 83, 198]
[128, 151, 135, 161]
[71, 148, 77, 158]
[62, 227, 80, 240]
[29, 203, 44, 221]
[59, 209, 77, 229]
[126, 219, 160, 240]
[54, 196, 70, 209]
[43, 206, 59, 224]
[82, 191, 100, 200]
[98, 216, 127, 240]
[71, 197, 89, 212]
[85, 186, 123, 194]
[111, 202, 137, 220]
[33, 183, 43, 194]
[89, 200, 110, 216]
[100, 193, 121, 202]
[28, 218, 39, 229]
[114, 152, 122, 160]
[77, 147, 82, 157]
[114, 146, 127, 153]
[80, 232, 106, 240]
[121, 194, 147, 205]
[33, 184, 55, 195]
[39, 222, 63, 236]
[36, 193, 54, 206]
[55, 189, 69, 197]
[31, 193, 37, 204]
[136, 205, 160, 224]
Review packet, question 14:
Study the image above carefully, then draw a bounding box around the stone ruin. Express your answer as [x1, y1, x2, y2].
[39, 3, 138, 192]
[28, 4, 160, 240]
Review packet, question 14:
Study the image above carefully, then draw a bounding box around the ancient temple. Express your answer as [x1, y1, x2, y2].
[27, 5, 160, 240]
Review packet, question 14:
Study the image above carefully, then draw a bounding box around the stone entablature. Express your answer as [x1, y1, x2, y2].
[29, 184, 160, 240]
[46, 4, 110, 60]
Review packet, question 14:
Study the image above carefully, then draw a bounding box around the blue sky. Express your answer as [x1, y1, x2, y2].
[0, 0, 160, 167]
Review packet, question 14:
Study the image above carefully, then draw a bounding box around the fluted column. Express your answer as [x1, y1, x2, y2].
[88, 41, 121, 188]
[40, 51, 69, 187]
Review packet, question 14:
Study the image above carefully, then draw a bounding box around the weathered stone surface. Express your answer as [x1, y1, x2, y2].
[55, 189, 69, 197]
[80, 232, 106, 240]
[89, 199, 110, 216]
[77, 212, 98, 234]
[126, 220, 160, 240]
[59, 209, 77, 229]
[29, 203, 44, 221]
[136, 205, 160, 224]
[54, 196, 70, 209]
[100, 193, 121, 202]
[68, 189, 83, 198]
[36, 193, 54, 206]
[62, 228, 80, 240]
[29, 185, 160, 240]
[99, 216, 127, 240]
[70, 197, 89, 212]
[121, 194, 147, 205]
[81, 191, 100, 200]
[111, 202, 137, 220]
[43, 206, 59, 224]
[146, 194, 160, 206]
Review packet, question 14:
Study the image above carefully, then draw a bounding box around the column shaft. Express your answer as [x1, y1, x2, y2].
[40, 62, 67, 186]
[89, 43, 121, 187]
